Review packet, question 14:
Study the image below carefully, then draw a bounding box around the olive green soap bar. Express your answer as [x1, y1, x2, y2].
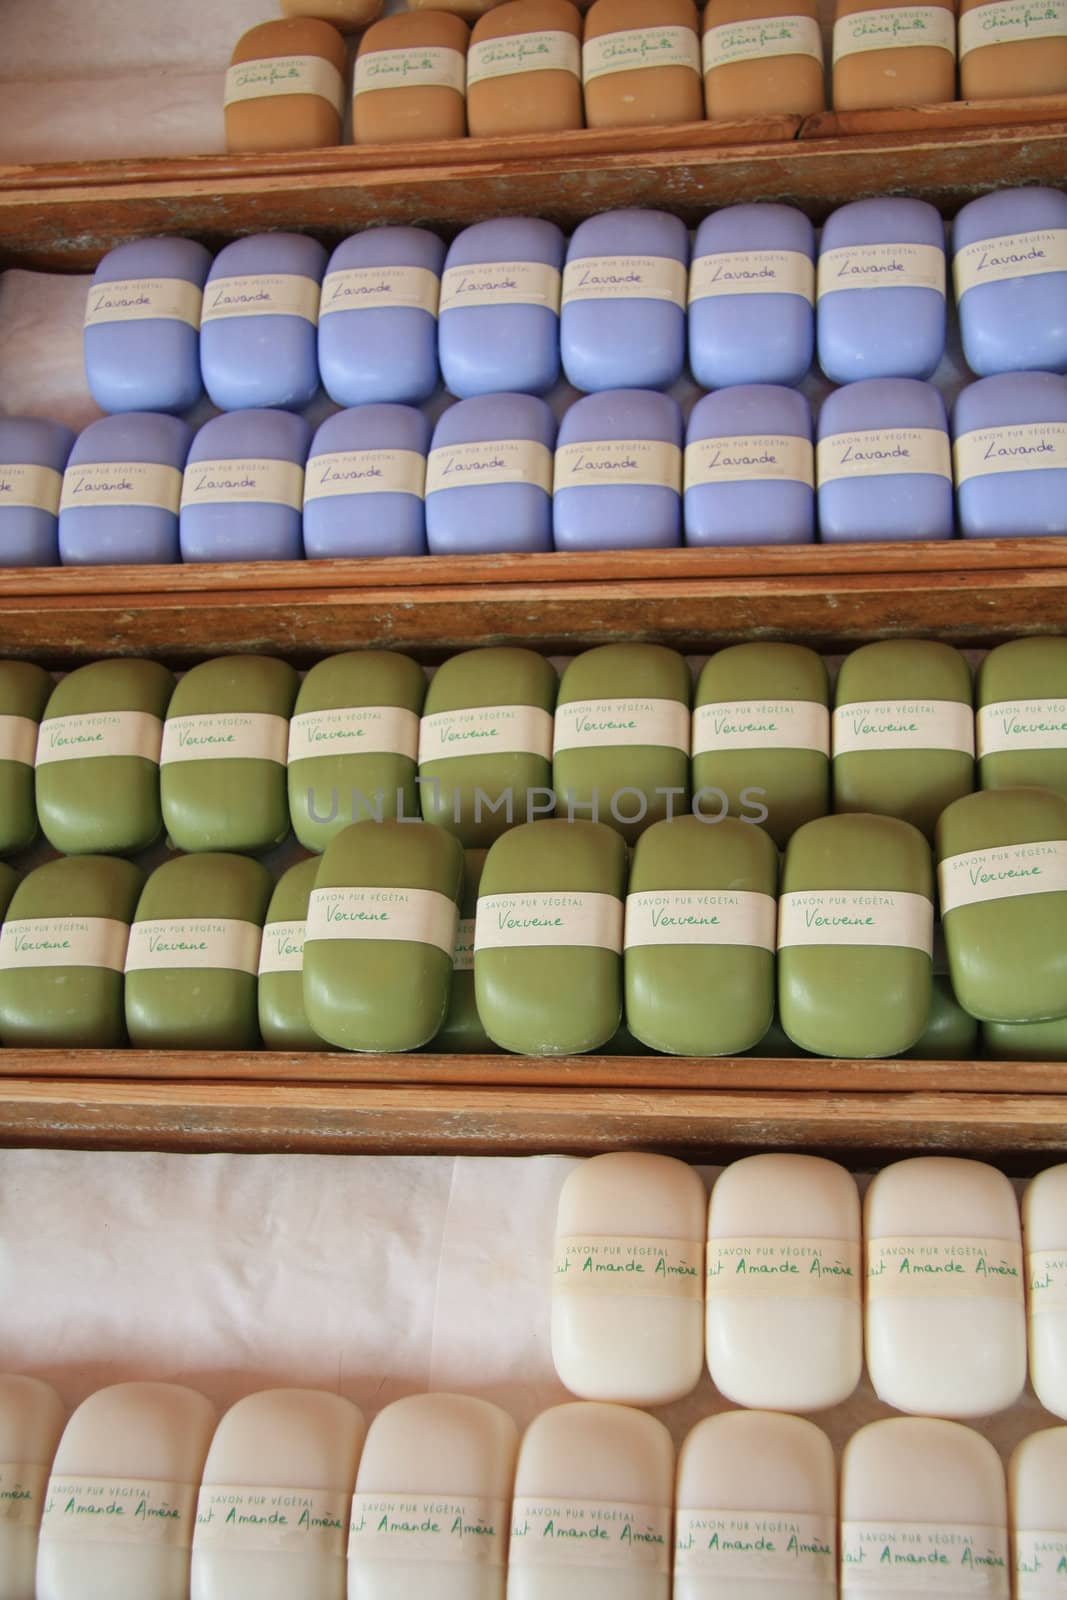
[904, 974, 979, 1059]
[977, 637, 1067, 800]
[258, 856, 325, 1052]
[0, 854, 143, 1047]
[475, 818, 627, 1055]
[432, 847, 493, 1053]
[937, 786, 1067, 1023]
[692, 643, 830, 848]
[125, 852, 272, 1049]
[289, 650, 426, 852]
[304, 819, 463, 1053]
[419, 648, 558, 848]
[983, 1016, 1067, 1060]
[745, 1014, 810, 1058]
[0, 863, 18, 920]
[833, 639, 974, 840]
[779, 813, 934, 1058]
[625, 815, 777, 1056]
[553, 644, 691, 844]
[0, 660, 51, 855]
[36, 658, 175, 856]
[161, 655, 298, 853]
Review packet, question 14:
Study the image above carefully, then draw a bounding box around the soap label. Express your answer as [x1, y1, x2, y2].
[778, 891, 934, 953]
[708, 1237, 861, 1298]
[58, 461, 182, 515]
[693, 700, 830, 755]
[180, 457, 304, 510]
[959, 0, 1067, 54]
[125, 919, 263, 975]
[195, 1483, 349, 1554]
[201, 273, 321, 325]
[306, 886, 458, 956]
[0, 917, 129, 972]
[453, 915, 475, 971]
[955, 229, 1067, 296]
[703, 13, 824, 68]
[439, 261, 562, 313]
[817, 242, 946, 298]
[35, 710, 163, 766]
[39, 1476, 197, 1548]
[833, 699, 974, 755]
[583, 24, 700, 80]
[161, 712, 290, 766]
[977, 700, 1067, 756]
[867, 1236, 1024, 1299]
[425, 439, 553, 495]
[954, 422, 1067, 483]
[257, 920, 306, 975]
[419, 704, 554, 763]
[675, 1509, 836, 1580]
[624, 890, 777, 951]
[1015, 1530, 1067, 1596]
[562, 254, 688, 307]
[224, 54, 346, 113]
[841, 1520, 1010, 1593]
[1028, 1248, 1067, 1310]
[938, 840, 1067, 913]
[553, 697, 690, 753]
[289, 705, 421, 762]
[818, 427, 952, 483]
[319, 265, 441, 317]
[0, 714, 41, 766]
[689, 248, 816, 303]
[304, 449, 425, 501]
[686, 434, 814, 488]
[85, 276, 204, 329]
[555, 1235, 703, 1298]
[554, 439, 682, 493]
[0, 462, 63, 515]
[468, 29, 581, 84]
[833, 5, 956, 61]
[475, 891, 623, 952]
[511, 1498, 670, 1571]
[355, 46, 466, 94]
[0, 1461, 48, 1528]
[349, 1492, 507, 1565]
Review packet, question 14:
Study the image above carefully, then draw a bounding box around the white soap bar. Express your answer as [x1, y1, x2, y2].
[706, 1154, 862, 1412]
[192, 1388, 365, 1600]
[674, 1410, 836, 1600]
[1024, 1165, 1067, 1421]
[347, 1392, 517, 1600]
[1010, 1427, 1067, 1600]
[864, 1156, 1026, 1417]
[36, 1381, 217, 1600]
[0, 1374, 65, 1600]
[507, 1401, 673, 1600]
[552, 1153, 706, 1405]
[841, 1417, 1009, 1599]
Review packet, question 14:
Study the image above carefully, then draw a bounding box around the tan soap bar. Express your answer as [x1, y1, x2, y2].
[408, 0, 506, 18]
[468, 0, 584, 135]
[959, 0, 1067, 97]
[226, 19, 348, 154]
[833, 0, 956, 111]
[354, 12, 469, 144]
[703, 0, 825, 120]
[281, 0, 382, 31]
[583, 0, 703, 128]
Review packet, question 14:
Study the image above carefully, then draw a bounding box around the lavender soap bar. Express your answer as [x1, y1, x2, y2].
[303, 405, 428, 559]
[554, 389, 683, 550]
[0, 417, 75, 567]
[201, 233, 326, 412]
[318, 227, 444, 407]
[953, 187, 1067, 378]
[561, 208, 688, 391]
[439, 217, 564, 397]
[58, 413, 190, 565]
[84, 236, 212, 415]
[685, 385, 814, 546]
[953, 372, 1067, 537]
[180, 410, 310, 563]
[425, 394, 555, 554]
[817, 378, 953, 542]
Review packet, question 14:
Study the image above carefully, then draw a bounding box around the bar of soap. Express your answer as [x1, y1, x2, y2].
[562, 210, 688, 392]
[689, 205, 815, 390]
[702, 0, 825, 119]
[408, 0, 509, 19]
[318, 229, 444, 407]
[36, 1381, 216, 1600]
[353, 13, 469, 144]
[833, 638, 974, 839]
[201, 234, 326, 412]
[257, 858, 325, 1052]
[0, 660, 51, 855]
[746, 1013, 810, 1056]
[706, 1154, 862, 1411]
[304, 818, 462, 1052]
[290, 649, 425, 850]
[508, 1402, 673, 1600]
[554, 389, 683, 551]
[937, 786, 1067, 1022]
[433, 848, 493, 1051]
[0, 418, 74, 569]
[959, 0, 1067, 99]
[0, 1374, 65, 1600]
[817, 197, 947, 384]
[625, 816, 777, 1056]
[675, 1411, 837, 1600]
[983, 1014, 1067, 1058]
[226, 19, 347, 154]
[904, 931, 979, 1057]
[467, 0, 583, 135]
[191, 1388, 365, 1600]
[865, 1156, 1026, 1416]
[953, 372, 1067, 538]
[282, 0, 382, 28]
[833, 0, 956, 111]
[953, 188, 1067, 379]
[84, 238, 212, 415]
[0, 865, 18, 923]
[348, 1393, 516, 1600]
[161, 656, 297, 855]
[977, 637, 1067, 799]
[425, 394, 555, 554]
[303, 406, 429, 559]
[583, 0, 702, 128]
[685, 386, 815, 546]
[817, 378, 953, 542]
[779, 813, 934, 1057]
[1010, 1428, 1067, 1593]
[1024, 1167, 1067, 1420]
[475, 818, 626, 1053]
[181, 411, 310, 563]
[439, 218, 564, 398]
[58, 413, 190, 566]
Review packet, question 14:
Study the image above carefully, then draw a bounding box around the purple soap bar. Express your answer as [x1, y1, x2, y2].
[817, 197, 947, 384]
[953, 372, 1067, 538]
[953, 188, 1067, 379]
[561, 209, 688, 392]
[58, 413, 191, 566]
[689, 204, 816, 389]
[554, 388, 682, 551]
[318, 227, 445, 407]
[304, 405, 430, 559]
[84, 236, 212, 415]
[425, 394, 555, 555]
[439, 217, 564, 398]
[180, 409, 310, 563]
[818, 378, 953, 542]
[0, 417, 75, 567]
[200, 233, 326, 412]
[685, 385, 814, 546]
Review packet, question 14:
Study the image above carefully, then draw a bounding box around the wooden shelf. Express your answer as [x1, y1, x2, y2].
[800, 91, 1067, 139]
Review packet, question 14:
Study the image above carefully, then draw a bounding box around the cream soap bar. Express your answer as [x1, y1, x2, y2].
[0, 1374, 65, 1600]
[0, 660, 51, 855]
[833, 0, 956, 112]
[583, 0, 703, 128]
[702, 0, 825, 119]
[258, 858, 324, 1052]
[977, 636, 1067, 799]
[353, 13, 470, 145]
[468, 0, 583, 136]
[226, 19, 347, 154]
[433, 848, 493, 1052]
[1024, 1166, 1067, 1419]
[1010, 1427, 1067, 1595]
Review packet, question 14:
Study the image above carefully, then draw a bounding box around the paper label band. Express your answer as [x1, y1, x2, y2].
[686, 433, 814, 488]
[468, 29, 581, 83]
[704, 13, 824, 67]
[939, 840, 1067, 913]
[161, 712, 289, 766]
[841, 1520, 1010, 1593]
[1029, 1248, 1067, 1310]
[419, 705, 553, 763]
[977, 700, 1067, 756]
[0, 462, 63, 515]
[425, 439, 553, 495]
[689, 247, 816, 304]
[583, 24, 700, 80]
[554, 439, 681, 493]
[676, 1509, 836, 1579]
[125, 919, 262, 975]
[868, 1236, 1023, 1299]
[955, 229, 1067, 297]
[708, 1237, 861, 1298]
[554, 697, 690, 753]
[289, 705, 420, 762]
[201, 273, 320, 325]
[439, 261, 561, 313]
[349, 1493, 507, 1565]
[59, 461, 181, 515]
[258, 920, 307, 976]
[833, 699, 974, 756]
[307, 886, 457, 956]
[1016, 1531, 1067, 1597]
[195, 1484, 349, 1554]
[624, 890, 777, 952]
[85, 277, 203, 330]
[0, 713, 41, 766]
[510, 1497, 671, 1572]
[475, 891, 623, 952]
[320, 265, 441, 317]
[0, 916, 129, 972]
[355, 46, 466, 94]
[954, 423, 1067, 483]
[834, 4, 956, 60]
[693, 699, 829, 755]
[959, 0, 1067, 54]
[0, 1461, 48, 1528]
[555, 1235, 703, 1298]
[818, 427, 952, 483]
[563, 254, 687, 307]
[304, 449, 425, 502]
[453, 915, 475, 971]
[35, 710, 163, 765]
[224, 54, 345, 113]
[181, 457, 304, 510]
[779, 891, 934, 953]
[40, 1476, 197, 1548]
[818, 242, 946, 298]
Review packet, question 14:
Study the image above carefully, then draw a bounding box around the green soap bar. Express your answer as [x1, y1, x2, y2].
[625, 815, 777, 1056]
[304, 819, 463, 1053]
[601, 1022, 657, 1055]
[692, 643, 830, 848]
[936, 786, 1067, 1023]
[0, 854, 144, 1047]
[475, 818, 627, 1056]
[833, 639, 974, 840]
[0, 864, 18, 920]
[432, 848, 494, 1054]
[36, 658, 175, 856]
[977, 637, 1067, 800]
[0, 661, 52, 856]
[419, 648, 558, 848]
[161, 655, 298, 854]
[904, 974, 979, 1059]
[553, 644, 691, 844]
[124, 852, 272, 1050]
[983, 1016, 1067, 1060]
[289, 650, 426, 852]
[258, 856, 325, 1052]
[745, 1014, 810, 1057]
[779, 813, 934, 1058]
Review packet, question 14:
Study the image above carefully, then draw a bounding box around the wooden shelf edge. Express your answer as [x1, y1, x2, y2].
[800, 92, 1067, 140]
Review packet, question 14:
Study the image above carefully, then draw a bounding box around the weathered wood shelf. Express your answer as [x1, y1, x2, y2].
[800, 90, 1067, 139]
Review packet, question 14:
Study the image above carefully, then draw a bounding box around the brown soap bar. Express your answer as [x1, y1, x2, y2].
[833, 0, 955, 111]
[468, 0, 584, 135]
[282, 0, 382, 32]
[703, 0, 825, 120]
[354, 12, 469, 144]
[226, 19, 348, 154]
[409, 0, 507, 18]
[959, 0, 1067, 97]
[583, 0, 703, 128]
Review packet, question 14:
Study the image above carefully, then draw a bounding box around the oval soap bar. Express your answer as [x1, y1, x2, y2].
[953, 371, 1067, 538]
[817, 378, 953, 542]
[303, 406, 429, 559]
[1024, 1168, 1067, 1419]
[685, 386, 815, 546]
[201, 234, 326, 412]
[977, 636, 1067, 799]
[439, 218, 564, 398]
[353, 12, 469, 144]
[467, 0, 583, 135]
[1010, 1428, 1067, 1589]
[583, 0, 703, 127]
[318, 228, 444, 407]
[425, 394, 555, 554]
[84, 237, 211, 415]
[953, 188, 1067, 379]
[832, 0, 956, 112]
[257, 858, 324, 1052]
[180, 410, 311, 563]
[282, 0, 382, 27]
[0, 417, 74, 569]
[554, 389, 683, 551]
[225, 19, 347, 154]
[432, 847, 493, 1051]
[562, 210, 688, 393]
[702, 0, 825, 119]
[689, 204, 816, 389]
[58, 413, 190, 566]
[959, 0, 1067, 99]
[0, 660, 51, 854]
[0, 1374, 65, 1600]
